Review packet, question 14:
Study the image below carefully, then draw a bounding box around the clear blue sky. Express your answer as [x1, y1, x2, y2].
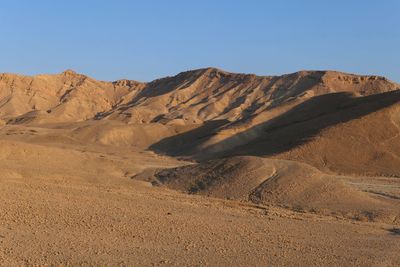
[0, 0, 399, 82]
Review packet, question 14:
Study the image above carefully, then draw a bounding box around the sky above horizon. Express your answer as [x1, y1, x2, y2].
[0, 0, 399, 82]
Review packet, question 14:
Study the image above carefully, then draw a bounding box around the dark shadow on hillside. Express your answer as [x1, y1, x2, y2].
[149, 119, 229, 157]
[150, 90, 400, 160]
[389, 228, 400, 236]
[198, 90, 400, 160]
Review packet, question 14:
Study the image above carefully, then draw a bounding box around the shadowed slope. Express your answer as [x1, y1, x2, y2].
[151, 90, 400, 177]
[206, 90, 400, 177]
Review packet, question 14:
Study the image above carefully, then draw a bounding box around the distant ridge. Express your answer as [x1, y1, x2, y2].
[1, 68, 400, 177]
[1, 67, 397, 124]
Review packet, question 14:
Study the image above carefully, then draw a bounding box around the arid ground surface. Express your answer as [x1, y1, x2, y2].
[1, 68, 400, 266]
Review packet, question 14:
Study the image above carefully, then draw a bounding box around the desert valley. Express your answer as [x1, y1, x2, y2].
[0, 67, 400, 266]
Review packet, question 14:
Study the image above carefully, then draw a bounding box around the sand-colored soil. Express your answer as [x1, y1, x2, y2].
[1, 68, 400, 266]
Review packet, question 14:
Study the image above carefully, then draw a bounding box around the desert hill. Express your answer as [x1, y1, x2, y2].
[1, 68, 398, 125]
[100, 68, 398, 124]
[1, 69, 400, 182]
[2, 68, 400, 177]
[157, 89, 400, 177]
[0, 68, 400, 176]
[0, 70, 144, 124]
[136, 156, 400, 223]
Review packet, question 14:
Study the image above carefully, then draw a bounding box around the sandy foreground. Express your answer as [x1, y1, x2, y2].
[0, 174, 400, 266]
[0, 155, 399, 266]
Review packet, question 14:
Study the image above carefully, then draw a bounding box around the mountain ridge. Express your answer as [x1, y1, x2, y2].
[1, 67, 400, 178]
